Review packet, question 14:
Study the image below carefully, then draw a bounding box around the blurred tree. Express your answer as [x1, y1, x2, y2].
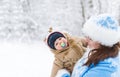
[0, 0, 120, 43]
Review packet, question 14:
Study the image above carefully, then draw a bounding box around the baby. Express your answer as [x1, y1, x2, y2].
[45, 31, 87, 77]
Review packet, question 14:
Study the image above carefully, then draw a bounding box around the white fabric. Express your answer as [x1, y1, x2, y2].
[82, 14, 120, 47]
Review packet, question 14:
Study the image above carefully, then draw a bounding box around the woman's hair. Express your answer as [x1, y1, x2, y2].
[84, 42, 120, 66]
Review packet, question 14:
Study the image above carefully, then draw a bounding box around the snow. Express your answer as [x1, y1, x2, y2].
[0, 0, 120, 76]
[0, 41, 54, 77]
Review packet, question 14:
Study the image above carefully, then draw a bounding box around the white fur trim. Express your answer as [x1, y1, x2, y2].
[82, 14, 120, 47]
[55, 69, 70, 77]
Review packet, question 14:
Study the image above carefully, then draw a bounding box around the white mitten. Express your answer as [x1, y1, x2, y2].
[55, 69, 70, 77]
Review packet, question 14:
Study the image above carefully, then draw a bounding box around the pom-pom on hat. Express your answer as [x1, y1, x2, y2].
[47, 31, 65, 49]
[82, 14, 120, 47]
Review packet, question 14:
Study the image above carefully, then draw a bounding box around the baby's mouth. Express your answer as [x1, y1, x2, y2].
[60, 42, 66, 48]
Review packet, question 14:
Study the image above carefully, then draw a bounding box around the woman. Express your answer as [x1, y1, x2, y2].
[56, 14, 120, 77]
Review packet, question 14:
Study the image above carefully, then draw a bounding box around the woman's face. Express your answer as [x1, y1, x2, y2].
[54, 37, 68, 50]
[86, 37, 100, 49]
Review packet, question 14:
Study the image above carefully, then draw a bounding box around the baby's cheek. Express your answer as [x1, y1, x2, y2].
[58, 46, 63, 50]
[55, 45, 62, 50]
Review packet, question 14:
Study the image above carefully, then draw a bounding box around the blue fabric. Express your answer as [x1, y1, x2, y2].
[96, 16, 118, 30]
[62, 73, 70, 77]
[83, 59, 117, 77]
[71, 49, 120, 77]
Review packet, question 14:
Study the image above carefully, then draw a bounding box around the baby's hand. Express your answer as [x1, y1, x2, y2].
[55, 69, 70, 77]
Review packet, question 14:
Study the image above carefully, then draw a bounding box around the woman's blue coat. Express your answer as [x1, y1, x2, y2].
[71, 48, 120, 77]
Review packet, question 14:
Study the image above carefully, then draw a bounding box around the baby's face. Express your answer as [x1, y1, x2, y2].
[54, 37, 68, 50]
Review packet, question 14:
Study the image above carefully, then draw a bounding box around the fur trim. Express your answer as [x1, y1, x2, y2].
[55, 69, 70, 77]
[82, 14, 120, 47]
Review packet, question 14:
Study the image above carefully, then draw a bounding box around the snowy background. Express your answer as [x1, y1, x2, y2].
[0, 41, 54, 77]
[0, 0, 120, 77]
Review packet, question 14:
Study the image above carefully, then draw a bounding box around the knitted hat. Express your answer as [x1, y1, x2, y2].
[82, 14, 120, 47]
[47, 31, 65, 49]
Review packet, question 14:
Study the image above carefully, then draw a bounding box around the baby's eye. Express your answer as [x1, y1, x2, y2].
[55, 43, 58, 46]
[59, 37, 62, 40]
